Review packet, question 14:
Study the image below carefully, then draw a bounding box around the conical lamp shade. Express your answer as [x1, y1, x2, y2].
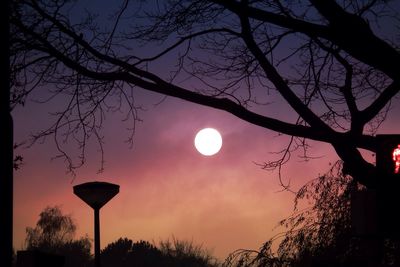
[73, 181, 119, 209]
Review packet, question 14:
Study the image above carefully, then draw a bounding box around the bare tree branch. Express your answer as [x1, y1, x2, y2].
[10, 0, 399, 187]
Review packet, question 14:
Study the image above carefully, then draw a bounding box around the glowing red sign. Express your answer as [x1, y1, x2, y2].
[393, 144, 400, 174]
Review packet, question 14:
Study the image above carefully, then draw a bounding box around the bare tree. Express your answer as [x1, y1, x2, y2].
[10, 0, 400, 188]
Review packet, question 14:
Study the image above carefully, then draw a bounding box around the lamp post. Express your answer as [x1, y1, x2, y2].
[73, 181, 119, 267]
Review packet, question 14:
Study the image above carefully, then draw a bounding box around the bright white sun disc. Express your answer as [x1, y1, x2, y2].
[194, 128, 223, 156]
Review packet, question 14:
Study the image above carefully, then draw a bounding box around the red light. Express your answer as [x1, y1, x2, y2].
[393, 144, 400, 174]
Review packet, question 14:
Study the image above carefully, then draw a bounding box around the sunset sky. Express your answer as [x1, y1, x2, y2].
[13, 90, 400, 260]
[12, 0, 400, 261]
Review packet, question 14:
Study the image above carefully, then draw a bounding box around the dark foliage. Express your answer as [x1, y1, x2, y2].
[101, 237, 220, 267]
[25, 206, 91, 267]
[224, 162, 400, 266]
[101, 238, 164, 267]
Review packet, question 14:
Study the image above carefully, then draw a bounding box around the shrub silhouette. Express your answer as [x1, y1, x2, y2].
[101, 237, 220, 267]
[24, 206, 91, 267]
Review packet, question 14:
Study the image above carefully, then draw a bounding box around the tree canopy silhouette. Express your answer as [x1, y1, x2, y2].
[25, 206, 92, 267]
[223, 162, 400, 266]
[101, 237, 219, 267]
[23, 208, 219, 267]
[10, 0, 400, 187]
[101, 238, 164, 267]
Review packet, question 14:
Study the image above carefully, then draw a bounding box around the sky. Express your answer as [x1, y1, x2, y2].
[12, 90, 400, 260]
[12, 0, 400, 261]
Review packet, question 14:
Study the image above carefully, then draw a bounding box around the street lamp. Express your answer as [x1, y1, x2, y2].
[73, 181, 119, 267]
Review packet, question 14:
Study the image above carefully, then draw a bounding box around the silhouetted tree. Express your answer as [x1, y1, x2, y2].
[102, 237, 219, 267]
[101, 237, 133, 267]
[101, 238, 164, 267]
[9, 0, 400, 189]
[129, 240, 166, 266]
[26, 206, 76, 250]
[160, 237, 219, 267]
[223, 161, 400, 267]
[25, 206, 92, 267]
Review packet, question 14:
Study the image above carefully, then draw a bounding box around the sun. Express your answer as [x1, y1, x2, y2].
[194, 128, 223, 156]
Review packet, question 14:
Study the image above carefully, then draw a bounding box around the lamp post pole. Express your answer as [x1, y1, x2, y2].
[73, 181, 119, 267]
[94, 208, 101, 267]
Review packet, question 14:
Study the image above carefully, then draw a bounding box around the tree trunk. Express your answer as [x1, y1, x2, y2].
[0, 0, 13, 266]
